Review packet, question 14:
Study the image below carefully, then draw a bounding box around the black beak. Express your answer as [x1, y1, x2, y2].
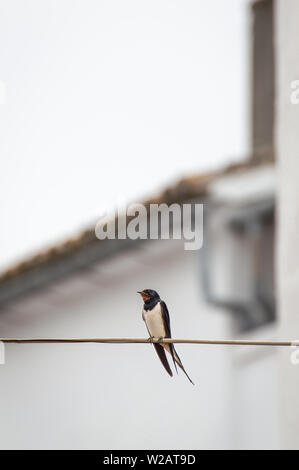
[137, 291, 142, 295]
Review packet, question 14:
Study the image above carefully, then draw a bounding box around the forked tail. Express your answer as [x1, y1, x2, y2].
[165, 343, 195, 385]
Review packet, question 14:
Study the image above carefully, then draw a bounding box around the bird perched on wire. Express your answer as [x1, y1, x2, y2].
[138, 289, 194, 385]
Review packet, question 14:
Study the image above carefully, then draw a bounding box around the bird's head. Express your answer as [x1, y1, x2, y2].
[137, 289, 160, 303]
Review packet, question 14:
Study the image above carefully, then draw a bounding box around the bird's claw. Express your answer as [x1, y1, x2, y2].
[147, 336, 164, 343]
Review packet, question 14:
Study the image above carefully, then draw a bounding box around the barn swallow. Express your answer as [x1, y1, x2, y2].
[138, 289, 194, 385]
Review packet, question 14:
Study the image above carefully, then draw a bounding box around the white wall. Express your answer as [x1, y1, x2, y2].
[276, 0, 299, 450]
[0, 239, 278, 449]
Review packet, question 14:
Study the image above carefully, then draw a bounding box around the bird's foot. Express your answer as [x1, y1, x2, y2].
[147, 336, 165, 343]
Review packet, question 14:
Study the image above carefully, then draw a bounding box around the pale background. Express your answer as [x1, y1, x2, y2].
[0, 0, 249, 270]
[2, 0, 299, 451]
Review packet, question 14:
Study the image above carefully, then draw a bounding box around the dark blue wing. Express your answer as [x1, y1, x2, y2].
[160, 300, 178, 373]
[160, 300, 172, 338]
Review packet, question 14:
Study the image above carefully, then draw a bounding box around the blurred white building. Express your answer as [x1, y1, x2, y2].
[0, 0, 299, 450]
[0, 154, 278, 450]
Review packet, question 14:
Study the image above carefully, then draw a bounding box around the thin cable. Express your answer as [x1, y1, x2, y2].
[0, 337, 297, 346]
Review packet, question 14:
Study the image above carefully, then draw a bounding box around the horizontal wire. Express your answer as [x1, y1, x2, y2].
[0, 337, 297, 346]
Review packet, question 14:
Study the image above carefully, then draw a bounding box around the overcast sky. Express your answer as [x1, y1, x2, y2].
[0, 0, 249, 270]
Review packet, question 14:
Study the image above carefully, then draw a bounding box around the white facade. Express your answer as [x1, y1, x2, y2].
[0, 237, 279, 449]
[276, 0, 299, 450]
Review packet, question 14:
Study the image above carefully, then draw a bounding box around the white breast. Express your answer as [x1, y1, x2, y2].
[142, 302, 166, 338]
